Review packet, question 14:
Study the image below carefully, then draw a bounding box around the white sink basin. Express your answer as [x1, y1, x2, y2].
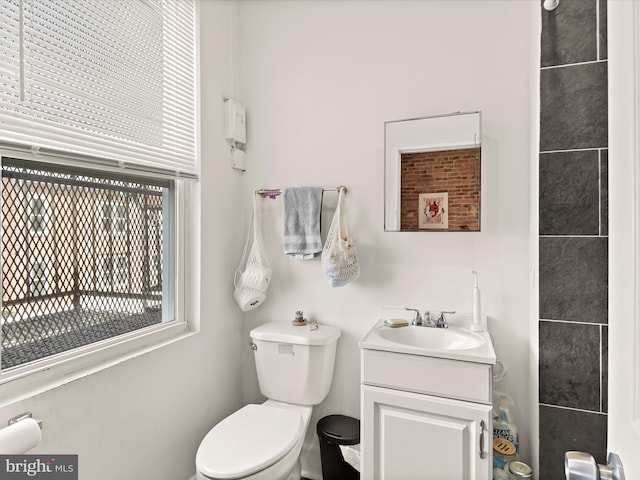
[377, 326, 484, 351]
[359, 319, 496, 364]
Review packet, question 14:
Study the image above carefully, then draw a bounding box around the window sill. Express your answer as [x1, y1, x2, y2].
[0, 320, 196, 407]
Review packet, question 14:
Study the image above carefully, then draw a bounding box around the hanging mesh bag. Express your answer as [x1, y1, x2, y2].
[234, 194, 272, 311]
[321, 188, 360, 287]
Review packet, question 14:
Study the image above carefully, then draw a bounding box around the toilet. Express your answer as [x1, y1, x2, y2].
[196, 321, 341, 480]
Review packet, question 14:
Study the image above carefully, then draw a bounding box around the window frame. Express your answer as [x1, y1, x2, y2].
[0, 152, 198, 401]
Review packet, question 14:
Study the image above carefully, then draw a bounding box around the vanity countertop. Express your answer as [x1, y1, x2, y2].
[359, 315, 496, 365]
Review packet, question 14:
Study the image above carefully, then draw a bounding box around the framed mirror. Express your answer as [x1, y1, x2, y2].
[384, 111, 481, 232]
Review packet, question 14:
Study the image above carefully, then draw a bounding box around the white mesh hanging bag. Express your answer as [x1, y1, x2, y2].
[234, 194, 272, 311]
[321, 188, 360, 287]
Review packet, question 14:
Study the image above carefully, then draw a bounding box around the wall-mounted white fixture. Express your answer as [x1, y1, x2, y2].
[231, 148, 246, 172]
[543, 0, 559, 11]
[224, 97, 247, 171]
[224, 98, 246, 144]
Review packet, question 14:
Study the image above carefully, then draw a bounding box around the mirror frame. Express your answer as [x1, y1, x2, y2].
[384, 111, 482, 232]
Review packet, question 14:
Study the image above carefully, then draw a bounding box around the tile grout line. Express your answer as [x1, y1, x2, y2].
[599, 324, 603, 412]
[541, 59, 607, 71]
[540, 147, 608, 155]
[540, 234, 606, 238]
[539, 403, 608, 416]
[599, 149, 602, 236]
[596, 0, 601, 61]
[540, 318, 608, 327]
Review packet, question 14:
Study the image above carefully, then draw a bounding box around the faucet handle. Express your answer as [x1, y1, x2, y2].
[436, 311, 455, 328]
[404, 307, 422, 322]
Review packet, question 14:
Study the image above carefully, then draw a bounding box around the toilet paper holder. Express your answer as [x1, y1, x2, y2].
[8, 412, 42, 430]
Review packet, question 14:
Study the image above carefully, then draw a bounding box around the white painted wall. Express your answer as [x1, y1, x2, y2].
[0, 2, 536, 478]
[233, 0, 535, 475]
[0, 2, 245, 479]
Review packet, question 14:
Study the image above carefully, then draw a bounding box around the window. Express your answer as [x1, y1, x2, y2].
[101, 203, 128, 236]
[28, 196, 49, 234]
[28, 260, 50, 297]
[98, 255, 130, 291]
[1, 159, 176, 371]
[0, 0, 198, 384]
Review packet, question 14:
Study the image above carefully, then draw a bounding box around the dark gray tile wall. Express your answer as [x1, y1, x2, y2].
[541, 0, 597, 67]
[539, 0, 608, 478]
[602, 325, 608, 413]
[539, 321, 601, 411]
[539, 151, 599, 235]
[539, 62, 608, 151]
[539, 237, 608, 322]
[599, 0, 607, 60]
[600, 150, 608, 235]
[539, 405, 607, 478]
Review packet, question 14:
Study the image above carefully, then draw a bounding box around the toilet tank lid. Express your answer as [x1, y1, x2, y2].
[250, 322, 341, 345]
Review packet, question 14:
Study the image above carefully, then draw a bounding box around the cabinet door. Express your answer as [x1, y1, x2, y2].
[361, 385, 492, 480]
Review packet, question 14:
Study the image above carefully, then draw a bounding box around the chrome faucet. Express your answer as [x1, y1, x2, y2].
[405, 308, 455, 328]
[405, 308, 434, 327]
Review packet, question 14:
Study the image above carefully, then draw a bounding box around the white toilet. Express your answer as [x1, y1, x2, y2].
[196, 321, 341, 480]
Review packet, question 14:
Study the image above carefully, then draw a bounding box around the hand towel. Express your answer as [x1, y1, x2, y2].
[283, 187, 323, 259]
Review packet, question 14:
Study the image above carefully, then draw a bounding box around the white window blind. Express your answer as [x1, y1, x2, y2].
[0, 0, 198, 179]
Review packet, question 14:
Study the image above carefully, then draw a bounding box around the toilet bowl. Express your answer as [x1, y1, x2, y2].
[195, 321, 341, 480]
[196, 400, 312, 480]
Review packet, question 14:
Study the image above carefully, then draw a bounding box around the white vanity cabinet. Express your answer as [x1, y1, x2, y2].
[360, 348, 493, 480]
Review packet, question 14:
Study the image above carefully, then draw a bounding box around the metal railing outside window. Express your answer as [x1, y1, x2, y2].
[1, 158, 172, 370]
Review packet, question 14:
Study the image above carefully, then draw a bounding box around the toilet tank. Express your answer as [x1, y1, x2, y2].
[250, 322, 341, 405]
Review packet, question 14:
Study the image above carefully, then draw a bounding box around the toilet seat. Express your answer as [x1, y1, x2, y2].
[196, 404, 303, 479]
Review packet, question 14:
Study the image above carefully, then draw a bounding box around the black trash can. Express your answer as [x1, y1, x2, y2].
[316, 414, 360, 480]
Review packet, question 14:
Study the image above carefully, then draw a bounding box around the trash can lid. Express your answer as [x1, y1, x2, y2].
[316, 415, 360, 445]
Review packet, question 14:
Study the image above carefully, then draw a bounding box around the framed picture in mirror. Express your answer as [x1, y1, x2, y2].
[418, 192, 448, 230]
